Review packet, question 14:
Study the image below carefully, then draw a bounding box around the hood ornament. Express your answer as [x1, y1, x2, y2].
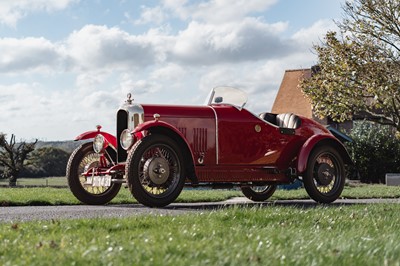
[126, 93, 133, 104]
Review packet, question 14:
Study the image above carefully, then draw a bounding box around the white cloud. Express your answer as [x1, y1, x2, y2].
[162, 0, 189, 20]
[0, 1, 342, 140]
[292, 19, 338, 46]
[134, 5, 167, 25]
[163, 0, 278, 24]
[0, 81, 119, 141]
[76, 71, 111, 93]
[0, 0, 78, 27]
[0, 37, 64, 73]
[150, 63, 186, 82]
[0, 17, 303, 74]
[191, 0, 278, 24]
[119, 75, 160, 95]
[171, 18, 292, 65]
[66, 25, 160, 71]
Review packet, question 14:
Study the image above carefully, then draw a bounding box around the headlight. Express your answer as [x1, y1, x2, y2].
[120, 129, 134, 150]
[93, 134, 105, 153]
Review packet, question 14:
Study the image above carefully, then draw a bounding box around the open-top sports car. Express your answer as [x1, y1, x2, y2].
[66, 87, 352, 207]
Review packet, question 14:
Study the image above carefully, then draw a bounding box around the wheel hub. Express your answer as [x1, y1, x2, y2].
[316, 163, 334, 186]
[143, 157, 170, 185]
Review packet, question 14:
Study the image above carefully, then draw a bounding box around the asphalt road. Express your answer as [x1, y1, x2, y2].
[1, 197, 400, 223]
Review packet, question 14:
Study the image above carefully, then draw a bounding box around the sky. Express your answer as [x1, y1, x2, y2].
[0, 0, 345, 141]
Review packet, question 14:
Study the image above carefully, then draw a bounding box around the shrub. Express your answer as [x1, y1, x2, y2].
[22, 147, 70, 177]
[346, 121, 400, 183]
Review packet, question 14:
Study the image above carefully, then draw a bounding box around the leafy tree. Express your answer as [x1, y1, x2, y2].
[301, 0, 400, 131]
[26, 147, 70, 177]
[0, 133, 37, 186]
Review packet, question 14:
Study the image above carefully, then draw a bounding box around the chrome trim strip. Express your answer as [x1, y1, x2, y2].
[207, 105, 219, 164]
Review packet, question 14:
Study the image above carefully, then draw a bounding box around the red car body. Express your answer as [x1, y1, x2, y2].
[67, 87, 351, 207]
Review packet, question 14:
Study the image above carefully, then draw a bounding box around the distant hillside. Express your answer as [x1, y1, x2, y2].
[35, 140, 86, 154]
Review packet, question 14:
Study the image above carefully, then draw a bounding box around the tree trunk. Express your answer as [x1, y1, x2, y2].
[7, 173, 18, 187]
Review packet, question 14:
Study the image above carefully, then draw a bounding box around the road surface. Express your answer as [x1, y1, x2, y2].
[1, 197, 400, 223]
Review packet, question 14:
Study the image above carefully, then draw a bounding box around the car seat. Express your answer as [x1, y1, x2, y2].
[276, 113, 301, 129]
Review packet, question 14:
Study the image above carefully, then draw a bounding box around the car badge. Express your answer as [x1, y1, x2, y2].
[255, 125, 261, 133]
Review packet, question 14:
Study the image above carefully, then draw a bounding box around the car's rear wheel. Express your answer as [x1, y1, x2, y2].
[66, 142, 121, 205]
[241, 185, 277, 201]
[303, 145, 345, 203]
[126, 134, 185, 207]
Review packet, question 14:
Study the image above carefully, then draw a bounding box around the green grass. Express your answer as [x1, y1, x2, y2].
[0, 184, 399, 206]
[0, 177, 67, 187]
[274, 184, 400, 200]
[1, 204, 400, 265]
[0, 187, 242, 206]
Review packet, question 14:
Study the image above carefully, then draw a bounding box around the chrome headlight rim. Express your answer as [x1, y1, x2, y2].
[93, 134, 105, 154]
[120, 129, 134, 150]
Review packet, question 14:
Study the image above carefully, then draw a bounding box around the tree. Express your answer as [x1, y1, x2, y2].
[0, 133, 37, 186]
[26, 147, 70, 177]
[300, 0, 400, 131]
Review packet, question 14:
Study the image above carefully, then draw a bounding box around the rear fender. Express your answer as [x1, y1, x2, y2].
[75, 130, 117, 150]
[297, 134, 352, 174]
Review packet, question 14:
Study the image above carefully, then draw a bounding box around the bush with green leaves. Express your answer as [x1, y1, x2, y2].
[346, 121, 400, 183]
[22, 147, 70, 178]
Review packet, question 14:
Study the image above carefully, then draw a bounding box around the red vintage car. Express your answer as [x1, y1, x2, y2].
[66, 87, 352, 207]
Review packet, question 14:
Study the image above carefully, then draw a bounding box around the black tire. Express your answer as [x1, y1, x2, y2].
[126, 134, 185, 207]
[66, 142, 121, 205]
[241, 185, 277, 201]
[303, 145, 345, 203]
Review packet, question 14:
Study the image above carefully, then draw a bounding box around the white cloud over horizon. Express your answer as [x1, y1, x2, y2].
[0, 0, 342, 141]
[0, 0, 79, 27]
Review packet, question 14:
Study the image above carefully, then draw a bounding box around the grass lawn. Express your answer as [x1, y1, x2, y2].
[0, 183, 400, 206]
[1, 204, 400, 265]
[1, 184, 400, 264]
[0, 177, 67, 187]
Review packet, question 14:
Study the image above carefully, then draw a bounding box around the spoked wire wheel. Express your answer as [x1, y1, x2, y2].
[126, 134, 185, 207]
[66, 142, 121, 205]
[241, 185, 277, 201]
[303, 146, 345, 203]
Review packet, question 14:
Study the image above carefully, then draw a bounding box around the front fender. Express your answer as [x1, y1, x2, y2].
[133, 120, 185, 139]
[75, 130, 117, 149]
[133, 120, 197, 176]
[297, 134, 352, 174]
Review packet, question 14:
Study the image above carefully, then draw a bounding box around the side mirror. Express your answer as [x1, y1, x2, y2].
[214, 96, 223, 103]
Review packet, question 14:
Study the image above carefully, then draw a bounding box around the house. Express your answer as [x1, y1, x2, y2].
[271, 68, 353, 133]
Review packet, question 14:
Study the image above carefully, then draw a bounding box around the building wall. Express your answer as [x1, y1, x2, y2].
[272, 68, 353, 131]
[271, 69, 313, 118]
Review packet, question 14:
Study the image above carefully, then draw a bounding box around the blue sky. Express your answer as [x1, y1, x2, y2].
[0, 0, 344, 141]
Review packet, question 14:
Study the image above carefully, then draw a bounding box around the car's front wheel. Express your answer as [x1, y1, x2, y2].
[66, 142, 121, 205]
[303, 145, 345, 203]
[241, 185, 277, 201]
[126, 134, 185, 207]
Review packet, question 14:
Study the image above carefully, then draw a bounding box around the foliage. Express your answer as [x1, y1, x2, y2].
[346, 121, 400, 183]
[0, 133, 37, 186]
[23, 147, 70, 177]
[2, 204, 400, 265]
[35, 140, 82, 154]
[300, 0, 400, 131]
